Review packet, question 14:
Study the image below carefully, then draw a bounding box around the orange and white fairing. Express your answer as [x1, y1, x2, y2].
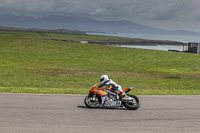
[89, 83, 108, 97]
[89, 83, 134, 97]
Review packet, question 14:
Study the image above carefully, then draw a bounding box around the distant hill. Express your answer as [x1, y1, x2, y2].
[1, 14, 200, 36]
[0, 26, 86, 35]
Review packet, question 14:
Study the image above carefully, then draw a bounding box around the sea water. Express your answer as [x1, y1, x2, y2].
[87, 32, 200, 51]
[87, 32, 200, 43]
[117, 45, 187, 51]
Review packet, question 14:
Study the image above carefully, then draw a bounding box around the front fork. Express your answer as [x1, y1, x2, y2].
[89, 93, 102, 105]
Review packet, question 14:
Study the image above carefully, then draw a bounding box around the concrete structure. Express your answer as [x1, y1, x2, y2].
[80, 41, 88, 44]
[188, 42, 200, 54]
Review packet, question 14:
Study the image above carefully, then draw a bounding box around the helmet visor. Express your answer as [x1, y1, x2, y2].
[100, 78, 104, 82]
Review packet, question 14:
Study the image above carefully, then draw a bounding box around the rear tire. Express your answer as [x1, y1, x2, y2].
[84, 95, 101, 108]
[122, 95, 140, 110]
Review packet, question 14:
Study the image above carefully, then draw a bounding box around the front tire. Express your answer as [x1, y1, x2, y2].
[84, 95, 101, 108]
[122, 95, 141, 110]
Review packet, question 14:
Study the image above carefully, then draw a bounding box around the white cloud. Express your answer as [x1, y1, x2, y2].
[89, 8, 110, 15]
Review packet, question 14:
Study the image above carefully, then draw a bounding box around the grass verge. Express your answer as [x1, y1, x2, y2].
[0, 30, 200, 95]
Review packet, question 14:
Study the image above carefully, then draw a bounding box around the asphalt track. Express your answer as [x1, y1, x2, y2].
[0, 93, 200, 133]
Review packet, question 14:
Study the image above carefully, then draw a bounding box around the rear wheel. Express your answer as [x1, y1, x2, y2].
[84, 95, 101, 108]
[122, 95, 140, 110]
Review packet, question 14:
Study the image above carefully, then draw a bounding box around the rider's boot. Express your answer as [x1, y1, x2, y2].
[119, 92, 125, 100]
[120, 92, 132, 101]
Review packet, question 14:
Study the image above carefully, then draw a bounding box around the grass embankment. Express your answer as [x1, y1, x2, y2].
[0, 30, 200, 95]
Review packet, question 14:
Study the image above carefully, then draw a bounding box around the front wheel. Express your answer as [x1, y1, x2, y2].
[122, 95, 141, 110]
[84, 95, 101, 108]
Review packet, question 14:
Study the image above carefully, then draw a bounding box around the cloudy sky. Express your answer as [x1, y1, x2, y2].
[1, 0, 200, 32]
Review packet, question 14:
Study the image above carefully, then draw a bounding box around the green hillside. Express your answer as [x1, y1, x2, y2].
[0, 30, 200, 95]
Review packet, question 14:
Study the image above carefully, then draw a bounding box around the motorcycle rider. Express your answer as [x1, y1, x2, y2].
[99, 75, 130, 106]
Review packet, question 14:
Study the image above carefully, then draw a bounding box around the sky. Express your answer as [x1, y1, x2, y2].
[1, 0, 200, 32]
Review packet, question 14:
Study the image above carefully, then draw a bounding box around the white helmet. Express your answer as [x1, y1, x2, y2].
[100, 75, 109, 84]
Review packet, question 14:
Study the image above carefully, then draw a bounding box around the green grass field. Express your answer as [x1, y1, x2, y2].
[0, 30, 200, 95]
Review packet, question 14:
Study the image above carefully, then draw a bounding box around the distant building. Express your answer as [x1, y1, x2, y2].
[80, 41, 88, 44]
[188, 42, 200, 54]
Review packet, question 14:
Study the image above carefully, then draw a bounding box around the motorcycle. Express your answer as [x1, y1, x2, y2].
[84, 83, 140, 110]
